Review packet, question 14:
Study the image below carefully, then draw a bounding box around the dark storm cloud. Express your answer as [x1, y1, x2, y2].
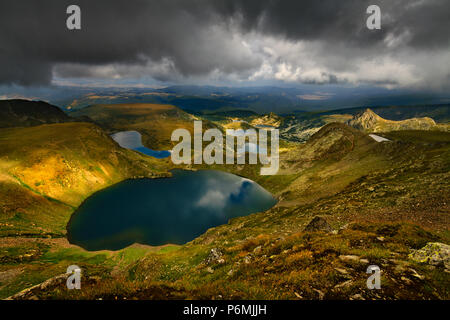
[0, 0, 247, 85]
[0, 0, 448, 86]
[213, 0, 450, 48]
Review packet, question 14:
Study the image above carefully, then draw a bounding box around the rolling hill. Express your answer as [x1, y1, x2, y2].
[0, 100, 448, 300]
[0, 122, 170, 238]
[0, 100, 73, 128]
[4, 123, 448, 300]
[70, 103, 199, 150]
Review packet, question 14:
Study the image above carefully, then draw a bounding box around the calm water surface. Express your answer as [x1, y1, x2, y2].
[67, 170, 276, 250]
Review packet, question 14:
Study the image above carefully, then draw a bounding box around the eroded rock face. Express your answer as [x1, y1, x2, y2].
[409, 242, 450, 270]
[303, 216, 332, 233]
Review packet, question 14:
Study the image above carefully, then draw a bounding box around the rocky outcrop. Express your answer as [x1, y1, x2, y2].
[348, 108, 381, 131]
[250, 112, 282, 128]
[409, 242, 450, 270]
[6, 273, 68, 300]
[203, 248, 225, 265]
[6, 272, 102, 300]
[303, 216, 332, 233]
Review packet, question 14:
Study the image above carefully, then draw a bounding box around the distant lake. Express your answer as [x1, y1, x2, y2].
[67, 170, 276, 251]
[111, 130, 171, 158]
[226, 130, 268, 155]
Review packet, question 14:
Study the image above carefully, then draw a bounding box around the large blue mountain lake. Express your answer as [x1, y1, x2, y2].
[67, 170, 277, 251]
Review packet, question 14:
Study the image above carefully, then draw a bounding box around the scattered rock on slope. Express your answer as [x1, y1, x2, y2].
[303, 216, 332, 233]
[203, 248, 225, 265]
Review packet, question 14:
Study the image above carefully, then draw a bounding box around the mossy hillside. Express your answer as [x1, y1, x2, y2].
[0, 122, 172, 236]
[0, 238, 162, 298]
[7, 220, 447, 300]
[0, 108, 449, 300]
[70, 103, 208, 150]
[0, 99, 73, 128]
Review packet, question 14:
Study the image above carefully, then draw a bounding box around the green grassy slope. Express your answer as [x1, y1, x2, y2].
[0, 120, 178, 298]
[8, 127, 447, 300]
[0, 103, 448, 300]
[70, 103, 199, 150]
[0, 122, 170, 237]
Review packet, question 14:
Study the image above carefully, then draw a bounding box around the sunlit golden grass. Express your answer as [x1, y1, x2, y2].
[0, 118, 449, 300]
[0, 122, 171, 237]
[71, 103, 198, 150]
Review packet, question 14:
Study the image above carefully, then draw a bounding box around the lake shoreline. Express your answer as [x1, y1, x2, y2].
[66, 169, 277, 251]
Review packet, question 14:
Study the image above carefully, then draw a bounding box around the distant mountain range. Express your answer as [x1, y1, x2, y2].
[5, 85, 449, 114]
[292, 104, 450, 123]
[279, 107, 449, 142]
[2, 99, 449, 144]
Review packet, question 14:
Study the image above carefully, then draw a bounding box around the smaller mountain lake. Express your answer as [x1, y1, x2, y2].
[111, 130, 171, 158]
[226, 130, 268, 155]
[67, 170, 277, 251]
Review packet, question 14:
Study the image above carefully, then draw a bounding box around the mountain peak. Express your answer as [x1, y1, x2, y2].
[347, 108, 438, 132]
[363, 108, 379, 116]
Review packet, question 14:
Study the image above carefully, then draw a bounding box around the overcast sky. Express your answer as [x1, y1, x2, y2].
[0, 0, 449, 91]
